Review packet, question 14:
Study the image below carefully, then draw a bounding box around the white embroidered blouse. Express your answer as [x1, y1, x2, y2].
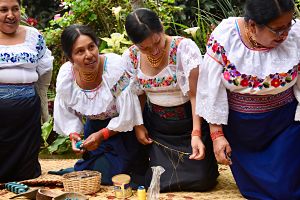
[122, 37, 202, 107]
[0, 26, 53, 83]
[53, 53, 143, 136]
[196, 17, 300, 125]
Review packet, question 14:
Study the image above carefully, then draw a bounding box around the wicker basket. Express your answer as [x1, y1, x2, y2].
[62, 170, 101, 194]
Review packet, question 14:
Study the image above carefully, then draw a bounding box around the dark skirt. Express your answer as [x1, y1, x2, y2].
[74, 118, 148, 186]
[144, 102, 219, 192]
[0, 85, 41, 183]
[224, 90, 300, 200]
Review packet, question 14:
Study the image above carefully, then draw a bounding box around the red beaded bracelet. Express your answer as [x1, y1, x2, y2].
[210, 130, 224, 141]
[69, 132, 81, 141]
[101, 128, 110, 140]
[191, 130, 201, 137]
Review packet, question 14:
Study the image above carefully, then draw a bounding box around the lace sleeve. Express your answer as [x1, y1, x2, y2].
[107, 83, 143, 132]
[176, 38, 203, 96]
[53, 95, 83, 136]
[195, 42, 229, 125]
[121, 47, 144, 95]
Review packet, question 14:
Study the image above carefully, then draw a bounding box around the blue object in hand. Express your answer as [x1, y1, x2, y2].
[75, 140, 83, 150]
[5, 182, 29, 194]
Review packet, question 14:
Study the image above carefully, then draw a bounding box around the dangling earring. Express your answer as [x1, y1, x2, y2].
[244, 21, 267, 49]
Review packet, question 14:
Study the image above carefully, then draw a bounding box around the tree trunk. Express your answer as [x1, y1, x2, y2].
[130, 0, 144, 10]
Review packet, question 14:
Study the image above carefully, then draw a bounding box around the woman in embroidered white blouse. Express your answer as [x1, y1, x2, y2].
[0, 0, 53, 182]
[123, 8, 219, 192]
[54, 24, 147, 185]
[196, 0, 300, 199]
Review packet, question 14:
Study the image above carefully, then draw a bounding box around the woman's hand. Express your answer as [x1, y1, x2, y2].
[70, 133, 85, 154]
[83, 131, 103, 151]
[189, 136, 205, 160]
[213, 136, 232, 165]
[135, 125, 152, 145]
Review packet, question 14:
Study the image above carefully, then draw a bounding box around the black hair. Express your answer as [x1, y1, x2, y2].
[125, 8, 163, 44]
[60, 24, 99, 59]
[244, 0, 294, 25]
[17, 0, 21, 5]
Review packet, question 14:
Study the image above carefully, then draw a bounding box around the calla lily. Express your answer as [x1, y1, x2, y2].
[184, 27, 200, 39]
[112, 6, 122, 19]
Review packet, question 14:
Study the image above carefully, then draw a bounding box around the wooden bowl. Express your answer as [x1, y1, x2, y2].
[36, 189, 58, 200]
[52, 192, 88, 200]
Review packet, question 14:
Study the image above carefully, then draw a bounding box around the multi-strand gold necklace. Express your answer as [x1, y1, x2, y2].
[146, 38, 168, 68]
[78, 68, 99, 83]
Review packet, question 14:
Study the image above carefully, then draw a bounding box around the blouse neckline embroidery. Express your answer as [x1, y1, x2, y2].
[207, 36, 299, 89]
[129, 37, 185, 89]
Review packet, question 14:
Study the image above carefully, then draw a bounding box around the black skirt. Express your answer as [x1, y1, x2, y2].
[0, 89, 41, 182]
[144, 102, 219, 192]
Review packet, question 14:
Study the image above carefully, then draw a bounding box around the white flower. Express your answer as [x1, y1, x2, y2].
[184, 27, 200, 39]
[112, 6, 122, 19]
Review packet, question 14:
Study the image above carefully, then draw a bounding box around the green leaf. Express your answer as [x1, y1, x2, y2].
[89, 13, 97, 21]
[101, 48, 114, 53]
[41, 116, 53, 145]
[56, 140, 72, 154]
[263, 82, 270, 88]
[47, 136, 68, 154]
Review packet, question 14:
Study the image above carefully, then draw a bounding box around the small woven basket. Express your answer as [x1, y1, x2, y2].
[62, 170, 101, 194]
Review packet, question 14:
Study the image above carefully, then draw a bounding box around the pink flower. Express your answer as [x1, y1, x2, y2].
[223, 71, 230, 81]
[54, 14, 61, 20]
[292, 71, 297, 79]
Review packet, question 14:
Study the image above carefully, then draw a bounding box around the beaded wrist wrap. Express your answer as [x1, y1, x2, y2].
[191, 130, 201, 137]
[101, 128, 110, 140]
[210, 130, 224, 141]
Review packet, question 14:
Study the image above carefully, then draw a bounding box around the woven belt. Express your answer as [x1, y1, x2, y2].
[228, 87, 295, 113]
[148, 101, 191, 120]
[0, 84, 35, 99]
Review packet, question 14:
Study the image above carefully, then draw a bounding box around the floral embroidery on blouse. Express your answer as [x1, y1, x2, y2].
[207, 36, 299, 89]
[129, 37, 186, 89]
[0, 34, 46, 64]
[139, 75, 177, 89]
[169, 37, 184, 65]
[88, 104, 118, 120]
[110, 71, 131, 97]
[76, 104, 119, 120]
[129, 46, 138, 69]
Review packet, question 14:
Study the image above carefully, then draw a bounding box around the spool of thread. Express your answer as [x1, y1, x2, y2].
[75, 140, 83, 150]
[137, 186, 146, 200]
[5, 182, 29, 194]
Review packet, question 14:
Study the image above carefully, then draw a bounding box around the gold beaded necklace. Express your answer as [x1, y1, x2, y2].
[78, 68, 99, 83]
[146, 37, 168, 68]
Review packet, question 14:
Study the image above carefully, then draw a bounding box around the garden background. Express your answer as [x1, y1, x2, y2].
[21, 0, 300, 156]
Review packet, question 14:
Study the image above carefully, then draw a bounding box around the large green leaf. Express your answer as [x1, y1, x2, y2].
[41, 116, 53, 146]
[47, 136, 69, 154]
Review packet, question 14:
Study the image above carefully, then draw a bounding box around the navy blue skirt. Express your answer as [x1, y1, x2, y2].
[0, 85, 41, 182]
[74, 118, 148, 185]
[224, 91, 300, 199]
